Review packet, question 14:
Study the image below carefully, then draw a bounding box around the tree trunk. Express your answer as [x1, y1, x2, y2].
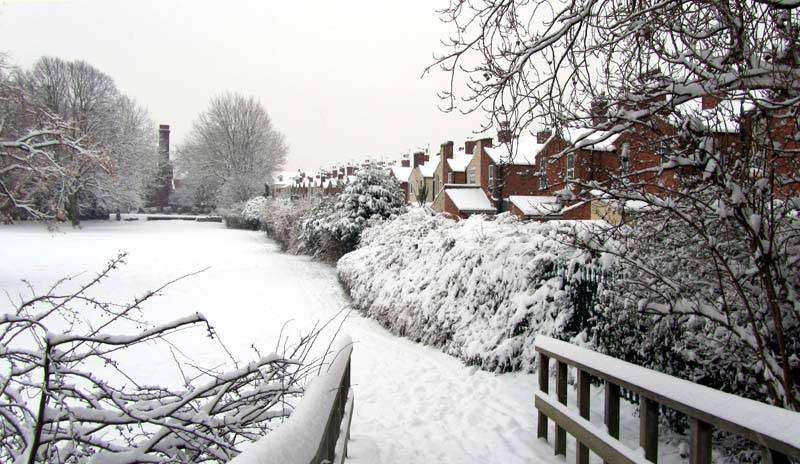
[67, 192, 80, 227]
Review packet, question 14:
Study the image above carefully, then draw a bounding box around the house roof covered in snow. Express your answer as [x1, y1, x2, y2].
[509, 195, 563, 217]
[418, 156, 440, 177]
[485, 133, 551, 166]
[446, 185, 497, 213]
[390, 166, 413, 182]
[447, 154, 473, 172]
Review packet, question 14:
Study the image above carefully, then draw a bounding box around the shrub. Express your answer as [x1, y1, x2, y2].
[337, 210, 604, 372]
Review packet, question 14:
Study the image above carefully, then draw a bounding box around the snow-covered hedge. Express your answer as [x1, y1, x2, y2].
[337, 210, 604, 372]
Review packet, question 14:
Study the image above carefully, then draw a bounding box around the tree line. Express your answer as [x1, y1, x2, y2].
[1, 55, 288, 224]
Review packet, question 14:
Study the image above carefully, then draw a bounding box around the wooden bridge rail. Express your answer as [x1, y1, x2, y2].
[229, 336, 354, 464]
[534, 336, 800, 464]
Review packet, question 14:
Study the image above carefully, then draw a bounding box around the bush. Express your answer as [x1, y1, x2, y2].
[337, 210, 604, 372]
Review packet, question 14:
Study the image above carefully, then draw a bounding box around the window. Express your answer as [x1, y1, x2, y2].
[447, 171, 453, 184]
[488, 164, 495, 191]
[468, 166, 477, 184]
[539, 156, 548, 190]
[566, 152, 575, 180]
[620, 143, 630, 171]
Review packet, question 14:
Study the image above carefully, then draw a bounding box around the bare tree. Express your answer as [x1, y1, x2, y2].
[429, 0, 800, 409]
[179, 93, 288, 208]
[2, 56, 159, 225]
[0, 253, 329, 463]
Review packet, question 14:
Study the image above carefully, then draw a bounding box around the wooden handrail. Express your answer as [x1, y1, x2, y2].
[230, 336, 354, 464]
[534, 336, 800, 464]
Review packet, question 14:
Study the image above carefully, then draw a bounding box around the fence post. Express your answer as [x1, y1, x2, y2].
[537, 353, 550, 440]
[689, 418, 712, 464]
[555, 360, 568, 456]
[640, 396, 659, 462]
[603, 382, 620, 464]
[577, 369, 591, 464]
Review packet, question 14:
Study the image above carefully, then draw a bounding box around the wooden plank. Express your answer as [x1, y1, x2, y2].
[535, 391, 649, 464]
[604, 382, 621, 464]
[537, 353, 550, 440]
[690, 417, 712, 464]
[535, 337, 800, 459]
[577, 369, 591, 464]
[640, 396, 659, 463]
[555, 360, 568, 456]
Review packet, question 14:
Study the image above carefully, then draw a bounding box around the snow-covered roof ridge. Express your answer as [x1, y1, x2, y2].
[485, 133, 551, 166]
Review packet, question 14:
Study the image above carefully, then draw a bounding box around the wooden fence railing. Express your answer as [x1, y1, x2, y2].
[534, 336, 800, 464]
[230, 336, 354, 464]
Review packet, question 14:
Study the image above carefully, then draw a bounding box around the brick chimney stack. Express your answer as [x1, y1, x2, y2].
[440, 141, 454, 160]
[401, 153, 411, 168]
[150, 124, 173, 210]
[498, 121, 512, 144]
[537, 130, 552, 144]
[591, 97, 608, 126]
[413, 151, 426, 168]
[702, 94, 721, 110]
[465, 139, 477, 155]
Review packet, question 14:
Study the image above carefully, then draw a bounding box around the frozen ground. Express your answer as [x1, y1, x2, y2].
[0, 219, 686, 463]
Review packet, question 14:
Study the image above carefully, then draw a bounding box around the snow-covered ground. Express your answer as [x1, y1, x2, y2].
[0, 219, 686, 463]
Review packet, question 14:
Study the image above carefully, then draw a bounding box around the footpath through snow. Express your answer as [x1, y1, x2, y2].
[0, 220, 684, 463]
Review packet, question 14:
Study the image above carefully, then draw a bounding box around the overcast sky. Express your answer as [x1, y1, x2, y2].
[0, 0, 488, 171]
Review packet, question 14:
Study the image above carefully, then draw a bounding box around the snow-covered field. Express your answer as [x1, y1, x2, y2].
[0, 219, 685, 463]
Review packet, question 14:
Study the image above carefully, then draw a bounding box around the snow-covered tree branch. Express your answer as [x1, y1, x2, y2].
[0, 252, 326, 463]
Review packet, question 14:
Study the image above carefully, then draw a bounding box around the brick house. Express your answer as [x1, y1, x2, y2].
[408, 152, 437, 205]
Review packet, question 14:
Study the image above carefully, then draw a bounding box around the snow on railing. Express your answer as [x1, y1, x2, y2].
[534, 336, 800, 464]
[230, 336, 354, 464]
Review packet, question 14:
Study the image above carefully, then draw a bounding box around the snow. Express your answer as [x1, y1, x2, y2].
[485, 133, 550, 165]
[446, 153, 473, 172]
[445, 185, 497, 212]
[0, 220, 687, 463]
[562, 127, 620, 151]
[229, 336, 353, 464]
[508, 195, 562, 216]
[389, 165, 413, 182]
[418, 155, 440, 177]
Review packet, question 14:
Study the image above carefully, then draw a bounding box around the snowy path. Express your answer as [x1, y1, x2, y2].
[0, 220, 683, 463]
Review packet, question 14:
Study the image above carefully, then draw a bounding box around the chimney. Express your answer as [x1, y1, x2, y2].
[465, 139, 477, 155]
[154, 124, 172, 210]
[440, 141, 454, 160]
[401, 153, 410, 168]
[497, 121, 512, 144]
[346, 166, 355, 176]
[412, 151, 425, 168]
[591, 97, 608, 126]
[702, 94, 721, 110]
[537, 130, 552, 144]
